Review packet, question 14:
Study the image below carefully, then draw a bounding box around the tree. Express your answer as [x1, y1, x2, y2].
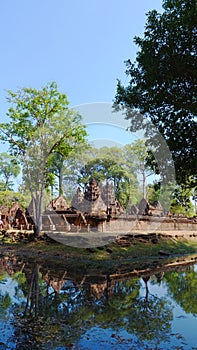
[47, 142, 89, 198]
[114, 0, 197, 186]
[124, 140, 154, 199]
[0, 152, 20, 190]
[0, 190, 29, 208]
[78, 147, 139, 208]
[0, 82, 87, 236]
[170, 183, 194, 216]
[47, 152, 65, 197]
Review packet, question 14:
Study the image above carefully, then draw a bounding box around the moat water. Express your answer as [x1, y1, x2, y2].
[0, 255, 197, 349]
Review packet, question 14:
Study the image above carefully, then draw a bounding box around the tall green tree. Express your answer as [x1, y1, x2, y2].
[124, 140, 154, 199]
[0, 82, 87, 236]
[47, 141, 90, 198]
[0, 152, 20, 190]
[78, 152, 139, 208]
[114, 0, 197, 186]
[170, 183, 194, 216]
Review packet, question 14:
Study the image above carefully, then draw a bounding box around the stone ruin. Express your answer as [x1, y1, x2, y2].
[41, 178, 125, 232]
[0, 178, 197, 233]
[131, 198, 163, 216]
[0, 201, 34, 230]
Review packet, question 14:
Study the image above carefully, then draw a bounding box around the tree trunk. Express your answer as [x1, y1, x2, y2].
[26, 263, 40, 317]
[143, 276, 150, 303]
[32, 190, 44, 237]
[58, 166, 63, 196]
[5, 175, 9, 191]
[142, 169, 147, 199]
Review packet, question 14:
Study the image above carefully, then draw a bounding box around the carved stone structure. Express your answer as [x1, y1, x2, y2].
[101, 181, 115, 206]
[137, 198, 163, 216]
[71, 187, 84, 209]
[73, 179, 107, 217]
[46, 195, 69, 211]
[100, 181, 124, 217]
[1, 178, 197, 234]
[0, 202, 34, 230]
[84, 178, 100, 202]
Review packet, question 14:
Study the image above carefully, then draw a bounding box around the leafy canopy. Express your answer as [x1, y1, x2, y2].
[0, 152, 20, 190]
[114, 0, 197, 186]
[0, 82, 87, 235]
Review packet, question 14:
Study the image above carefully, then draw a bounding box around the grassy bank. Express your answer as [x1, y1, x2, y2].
[0, 232, 197, 275]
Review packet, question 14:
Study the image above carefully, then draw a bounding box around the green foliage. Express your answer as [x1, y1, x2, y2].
[165, 265, 197, 315]
[0, 292, 12, 317]
[124, 140, 154, 199]
[78, 145, 140, 208]
[147, 183, 161, 203]
[0, 181, 7, 191]
[0, 190, 29, 208]
[0, 82, 87, 235]
[114, 0, 197, 186]
[47, 141, 89, 197]
[76, 141, 163, 207]
[170, 183, 195, 216]
[147, 180, 195, 216]
[79, 157, 118, 185]
[0, 152, 20, 190]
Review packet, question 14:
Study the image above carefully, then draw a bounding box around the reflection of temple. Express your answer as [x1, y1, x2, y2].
[1, 255, 195, 302]
[90, 279, 115, 299]
[43, 271, 67, 293]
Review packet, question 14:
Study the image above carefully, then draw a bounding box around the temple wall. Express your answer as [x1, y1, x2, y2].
[97, 216, 197, 232]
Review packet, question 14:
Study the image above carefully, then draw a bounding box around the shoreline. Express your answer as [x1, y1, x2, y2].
[0, 231, 197, 274]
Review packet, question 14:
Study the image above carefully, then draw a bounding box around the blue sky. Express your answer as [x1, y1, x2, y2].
[0, 1, 177, 198]
[0, 0, 164, 157]
[0, 1, 163, 113]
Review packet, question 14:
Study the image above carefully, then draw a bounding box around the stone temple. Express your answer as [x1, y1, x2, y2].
[1, 178, 197, 234]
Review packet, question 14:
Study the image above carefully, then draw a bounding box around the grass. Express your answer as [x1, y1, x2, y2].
[1, 233, 197, 257]
[0, 233, 197, 274]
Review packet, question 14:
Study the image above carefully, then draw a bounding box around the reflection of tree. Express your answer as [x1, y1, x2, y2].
[0, 267, 12, 318]
[98, 276, 173, 346]
[11, 264, 89, 349]
[164, 265, 197, 315]
[25, 263, 40, 316]
[0, 258, 178, 349]
[92, 278, 141, 330]
[126, 289, 173, 344]
[143, 275, 150, 303]
[0, 292, 12, 317]
[70, 276, 173, 347]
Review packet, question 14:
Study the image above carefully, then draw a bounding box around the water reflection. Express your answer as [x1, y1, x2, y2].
[0, 255, 197, 349]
